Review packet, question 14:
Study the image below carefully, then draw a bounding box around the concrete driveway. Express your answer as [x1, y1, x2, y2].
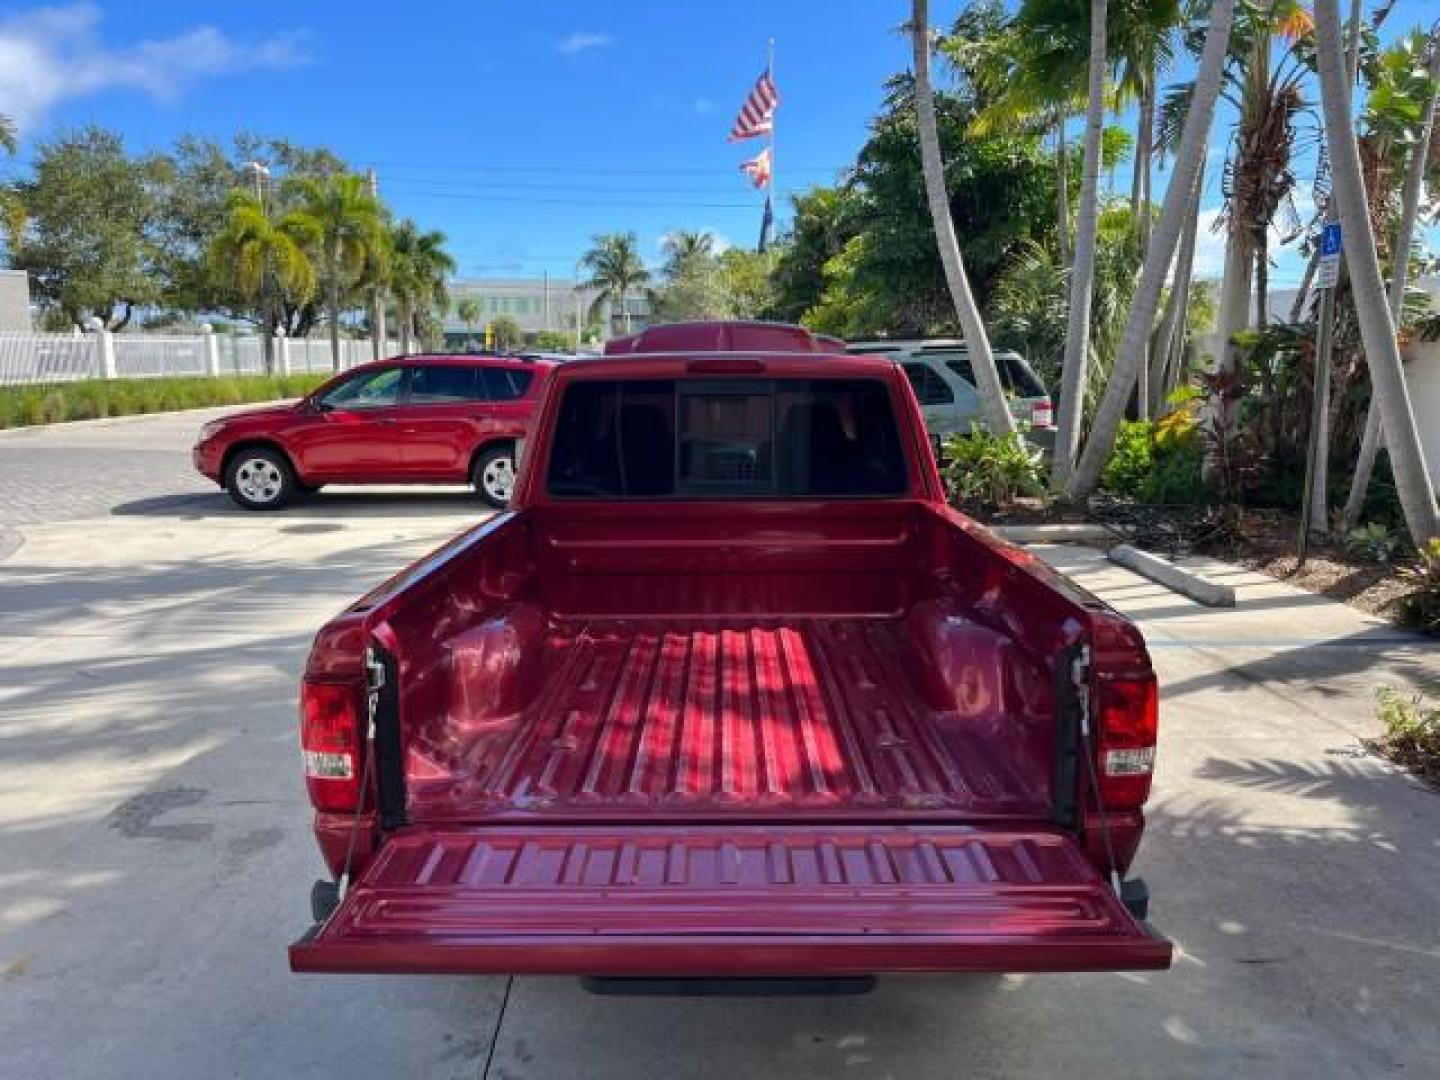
[1, 411, 1437, 1079]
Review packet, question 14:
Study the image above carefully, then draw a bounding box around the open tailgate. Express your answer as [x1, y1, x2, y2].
[290, 824, 1171, 975]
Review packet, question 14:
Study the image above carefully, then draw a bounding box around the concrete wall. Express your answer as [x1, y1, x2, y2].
[1400, 340, 1440, 487]
[0, 270, 32, 331]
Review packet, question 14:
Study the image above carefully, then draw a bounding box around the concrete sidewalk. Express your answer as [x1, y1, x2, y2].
[0, 516, 1436, 1079]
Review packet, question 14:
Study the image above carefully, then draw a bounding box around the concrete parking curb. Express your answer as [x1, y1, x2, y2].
[996, 523, 1118, 546]
[1108, 543, 1237, 607]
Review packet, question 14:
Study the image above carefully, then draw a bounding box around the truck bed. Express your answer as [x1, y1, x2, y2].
[407, 615, 1050, 823]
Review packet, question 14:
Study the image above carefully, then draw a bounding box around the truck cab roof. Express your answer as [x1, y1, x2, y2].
[604, 321, 848, 357]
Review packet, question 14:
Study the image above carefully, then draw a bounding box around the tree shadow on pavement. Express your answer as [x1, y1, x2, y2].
[111, 489, 489, 521]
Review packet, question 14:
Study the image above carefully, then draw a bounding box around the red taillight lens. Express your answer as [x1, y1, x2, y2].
[300, 680, 364, 811]
[1030, 398, 1054, 429]
[1096, 674, 1158, 808]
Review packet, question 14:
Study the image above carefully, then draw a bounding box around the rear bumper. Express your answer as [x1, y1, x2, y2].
[288, 824, 1172, 977]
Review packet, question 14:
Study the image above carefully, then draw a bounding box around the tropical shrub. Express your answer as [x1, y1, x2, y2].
[941, 426, 1045, 509]
[1374, 686, 1440, 781]
[1100, 390, 1207, 506]
[1402, 539, 1440, 634]
[1343, 523, 1401, 565]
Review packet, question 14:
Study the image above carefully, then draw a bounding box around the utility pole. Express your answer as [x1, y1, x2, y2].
[366, 169, 388, 360]
[248, 161, 273, 373]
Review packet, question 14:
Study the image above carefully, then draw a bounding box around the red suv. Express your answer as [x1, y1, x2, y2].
[193, 355, 553, 510]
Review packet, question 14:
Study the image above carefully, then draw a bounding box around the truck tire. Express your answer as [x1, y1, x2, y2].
[225, 447, 296, 511]
[472, 444, 516, 509]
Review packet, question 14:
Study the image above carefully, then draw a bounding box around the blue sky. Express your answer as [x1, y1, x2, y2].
[0, 1, 909, 279]
[0, 1, 1434, 288]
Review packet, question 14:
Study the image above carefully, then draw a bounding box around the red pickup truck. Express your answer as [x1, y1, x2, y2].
[290, 321, 1171, 980]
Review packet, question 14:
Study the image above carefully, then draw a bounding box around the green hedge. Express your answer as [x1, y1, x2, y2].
[0, 375, 331, 430]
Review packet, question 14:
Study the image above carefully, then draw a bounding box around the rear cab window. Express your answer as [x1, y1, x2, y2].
[545, 377, 908, 499]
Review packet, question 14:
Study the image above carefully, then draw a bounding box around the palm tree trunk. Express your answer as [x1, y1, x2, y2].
[1340, 29, 1440, 531]
[369, 289, 384, 361]
[1052, 0, 1109, 491]
[399, 299, 414, 356]
[1055, 110, 1071, 268]
[1306, 0, 1365, 540]
[912, 0, 1016, 436]
[1216, 230, 1253, 373]
[260, 269, 275, 375]
[1254, 246, 1268, 327]
[1151, 161, 1204, 414]
[1067, 0, 1240, 499]
[326, 248, 341, 373]
[1131, 64, 1155, 248]
[1314, 0, 1438, 545]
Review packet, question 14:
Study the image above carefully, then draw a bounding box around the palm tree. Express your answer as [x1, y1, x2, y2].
[0, 115, 16, 156]
[1205, 1, 1316, 375]
[579, 232, 650, 336]
[1313, 0, 1438, 545]
[662, 230, 715, 269]
[1341, 27, 1440, 530]
[912, 0, 1015, 435]
[1052, 0, 1110, 491]
[389, 219, 456, 355]
[1067, 0, 1241, 498]
[456, 296, 482, 342]
[360, 233, 392, 362]
[291, 174, 385, 371]
[207, 190, 317, 372]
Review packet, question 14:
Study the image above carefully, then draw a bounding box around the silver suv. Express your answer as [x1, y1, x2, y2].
[846, 339, 1053, 439]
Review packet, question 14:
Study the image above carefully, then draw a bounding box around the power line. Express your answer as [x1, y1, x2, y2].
[378, 176, 797, 196]
[381, 189, 794, 209]
[359, 158, 846, 177]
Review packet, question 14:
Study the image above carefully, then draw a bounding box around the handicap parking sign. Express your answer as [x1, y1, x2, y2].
[1320, 222, 1342, 257]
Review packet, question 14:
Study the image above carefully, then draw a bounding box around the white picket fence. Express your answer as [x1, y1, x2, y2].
[0, 330, 378, 387]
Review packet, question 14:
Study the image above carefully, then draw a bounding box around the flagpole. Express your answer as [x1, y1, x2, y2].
[763, 37, 775, 250]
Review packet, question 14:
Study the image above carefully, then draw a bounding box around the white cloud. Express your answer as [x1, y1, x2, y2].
[0, 4, 310, 132]
[556, 31, 612, 56]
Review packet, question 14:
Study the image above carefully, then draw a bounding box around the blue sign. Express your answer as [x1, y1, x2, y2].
[1320, 222, 1342, 257]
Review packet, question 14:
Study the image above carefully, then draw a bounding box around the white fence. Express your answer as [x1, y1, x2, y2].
[0, 330, 380, 388]
[0, 332, 94, 385]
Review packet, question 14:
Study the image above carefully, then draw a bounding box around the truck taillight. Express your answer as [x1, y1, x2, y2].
[1096, 674, 1158, 808]
[300, 680, 364, 812]
[1030, 398, 1054, 429]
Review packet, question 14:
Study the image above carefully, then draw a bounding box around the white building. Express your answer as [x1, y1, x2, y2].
[0, 270, 31, 330]
[442, 277, 650, 344]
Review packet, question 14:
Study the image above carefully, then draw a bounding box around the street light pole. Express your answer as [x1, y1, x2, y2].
[248, 161, 273, 373]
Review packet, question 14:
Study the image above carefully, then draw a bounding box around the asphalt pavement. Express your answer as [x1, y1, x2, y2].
[1, 409, 1438, 1079]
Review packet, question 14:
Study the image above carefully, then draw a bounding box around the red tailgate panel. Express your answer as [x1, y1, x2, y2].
[291, 825, 1171, 975]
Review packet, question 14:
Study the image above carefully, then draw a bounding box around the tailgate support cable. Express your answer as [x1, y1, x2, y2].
[335, 646, 384, 898]
[1071, 645, 1123, 897]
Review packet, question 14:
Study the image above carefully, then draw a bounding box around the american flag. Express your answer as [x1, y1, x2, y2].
[728, 70, 779, 141]
[739, 147, 772, 189]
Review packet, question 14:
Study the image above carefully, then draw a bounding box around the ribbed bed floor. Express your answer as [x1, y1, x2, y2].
[415, 618, 1048, 821]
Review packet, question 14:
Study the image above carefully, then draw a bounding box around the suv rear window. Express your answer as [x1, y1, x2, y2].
[484, 366, 534, 401]
[409, 365, 484, 403]
[546, 378, 908, 500]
